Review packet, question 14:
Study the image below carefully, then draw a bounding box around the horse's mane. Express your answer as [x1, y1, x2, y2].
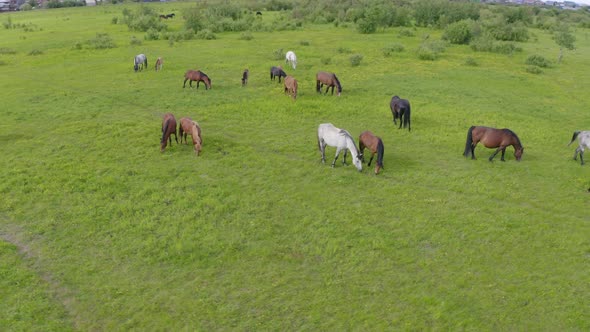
[333, 74, 342, 92]
[503, 129, 522, 148]
[339, 129, 360, 155]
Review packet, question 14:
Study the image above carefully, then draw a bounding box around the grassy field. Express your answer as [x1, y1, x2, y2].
[1, 3, 589, 330]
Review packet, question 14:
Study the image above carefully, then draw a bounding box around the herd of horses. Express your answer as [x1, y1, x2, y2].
[137, 51, 588, 174]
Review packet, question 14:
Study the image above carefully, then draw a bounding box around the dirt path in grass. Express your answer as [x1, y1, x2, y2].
[0, 221, 81, 330]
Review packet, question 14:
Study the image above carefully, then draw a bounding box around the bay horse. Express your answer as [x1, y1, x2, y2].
[316, 71, 342, 96]
[567, 130, 590, 165]
[134, 54, 147, 72]
[463, 126, 524, 161]
[285, 51, 297, 69]
[183, 70, 211, 90]
[270, 66, 287, 82]
[390, 96, 411, 131]
[155, 57, 163, 71]
[161, 113, 178, 152]
[284, 76, 298, 100]
[317, 123, 362, 171]
[242, 69, 249, 87]
[359, 131, 384, 175]
[179, 117, 202, 156]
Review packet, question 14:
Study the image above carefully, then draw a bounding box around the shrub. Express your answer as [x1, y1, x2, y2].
[443, 19, 473, 44]
[300, 40, 310, 46]
[357, 18, 377, 34]
[417, 40, 446, 61]
[239, 32, 253, 40]
[525, 55, 551, 68]
[28, 49, 43, 56]
[0, 47, 16, 54]
[72, 41, 83, 50]
[130, 36, 142, 46]
[382, 43, 405, 56]
[87, 33, 116, 49]
[3, 16, 12, 29]
[397, 28, 415, 37]
[337, 47, 352, 54]
[111, 17, 118, 25]
[350, 54, 363, 66]
[196, 29, 216, 40]
[464, 57, 478, 66]
[145, 28, 159, 41]
[525, 66, 543, 74]
[19, 3, 32, 11]
[272, 48, 284, 60]
[470, 36, 521, 54]
[321, 57, 332, 65]
[122, 6, 166, 32]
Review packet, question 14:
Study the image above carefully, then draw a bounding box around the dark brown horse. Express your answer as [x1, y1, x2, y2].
[161, 113, 178, 152]
[390, 96, 411, 131]
[284, 75, 298, 100]
[270, 66, 287, 82]
[463, 126, 524, 161]
[179, 117, 202, 156]
[316, 71, 342, 96]
[242, 69, 249, 87]
[155, 57, 163, 71]
[359, 131, 384, 174]
[183, 70, 211, 90]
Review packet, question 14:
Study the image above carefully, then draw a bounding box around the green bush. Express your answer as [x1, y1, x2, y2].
[417, 40, 446, 61]
[196, 29, 216, 40]
[111, 17, 118, 25]
[525, 65, 543, 74]
[300, 40, 310, 46]
[130, 36, 142, 46]
[470, 36, 521, 54]
[321, 57, 332, 65]
[397, 28, 415, 37]
[28, 49, 43, 56]
[122, 6, 167, 32]
[19, 3, 32, 11]
[87, 33, 116, 49]
[272, 48, 284, 60]
[443, 19, 474, 44]
[144, 28, 159, 41]
[525, 55, 552, 68]
[0, 47, 16, 54]
[464, 57, 478, 66]
[350, 54, 363, 66]
[337, 47, 352, 54]
[239, 32, 254, 40]
[382, 43, 405, 56]
[357, 18, 376, 34]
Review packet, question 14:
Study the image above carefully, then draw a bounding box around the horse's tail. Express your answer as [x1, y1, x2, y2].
[333, 74, 342, 94]
[161, 119, 170, 143]
[568, 131, 581, 146]
[376, 139, 384, 167]
[464, 126, 475, 157]
[404, 102, 411, 130]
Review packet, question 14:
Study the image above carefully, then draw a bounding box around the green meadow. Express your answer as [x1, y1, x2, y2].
[1, 2, 589, 330]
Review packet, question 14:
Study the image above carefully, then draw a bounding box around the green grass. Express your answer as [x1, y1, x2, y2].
[1, 3, 589, 330]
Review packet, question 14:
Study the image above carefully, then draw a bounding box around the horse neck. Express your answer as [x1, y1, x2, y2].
[345, 136, 359, 157]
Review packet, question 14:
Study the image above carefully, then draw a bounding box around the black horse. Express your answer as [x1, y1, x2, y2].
[270, 66, 287, 83]
[390, 96, 411, 131]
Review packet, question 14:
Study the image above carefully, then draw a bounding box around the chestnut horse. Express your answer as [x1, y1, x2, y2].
[179, 117, 202, 156]
[270, 66, 287, 82]
[160, 113, 178, 152]
[316, 71, 342, 96]
[390, 96, 411, 131]
[242, 69, 249, 87]
[463, 126, 524, 161]
[155, 57, 163, 71]
[284, 76, 298, 100]
[359, 131, 384, 174]
[183, 70, 211, 90]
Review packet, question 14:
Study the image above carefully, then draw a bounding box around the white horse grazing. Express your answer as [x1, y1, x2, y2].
[318, 123, 362, 171]
[134, 53, 147, 72]
[568, 130, 590, 165]
[285, 50, 297, 69]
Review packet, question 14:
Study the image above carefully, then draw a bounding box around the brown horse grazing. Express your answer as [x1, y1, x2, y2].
[284, 76, 298, 100]
[155, 57, 163, 71]
[183, 70, 211, 90]
[242, 69, 249, 87]
[359, 131, 384, 174]
[390, 96, 411, 131]
[463, 126, 524, 161]
[316, 71, 342, 96]
[161, 113, 178, 152]
[179, 117, 202, 156]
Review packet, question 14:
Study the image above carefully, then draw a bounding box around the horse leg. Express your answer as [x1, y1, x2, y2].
[489, 147, 504, 161]
[398, 112, 403, 129]
[470, 143, 476, 160]
[342, 149, 348, 165]
[500, 148, 507, 161]
[580, 149, 585, 165]
[319, 140, 326, 164]
[332, 148, 342, 168]
[368, 152, 375, 166]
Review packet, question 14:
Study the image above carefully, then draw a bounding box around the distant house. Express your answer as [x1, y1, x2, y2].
[0, 0, 17, 11]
